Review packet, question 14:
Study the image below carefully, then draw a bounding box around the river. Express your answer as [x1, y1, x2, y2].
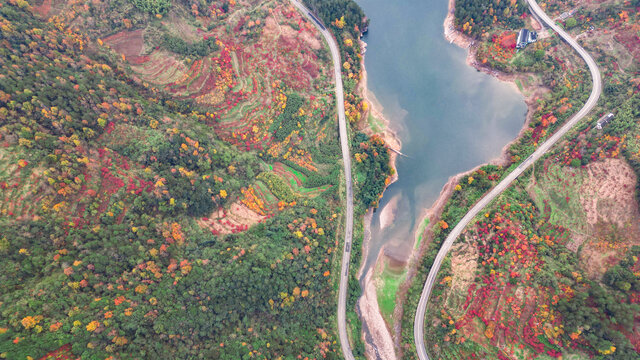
[356, 0, 528, 277]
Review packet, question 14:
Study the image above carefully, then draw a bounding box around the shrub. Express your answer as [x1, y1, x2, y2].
[129, 0, 171, 15]
[162, 34, 220, 57]
[257, 172, 297, 202]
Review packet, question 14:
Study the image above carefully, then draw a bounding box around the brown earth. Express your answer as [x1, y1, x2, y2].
[164, 12, 201, 43]
[578, 158, 640, 279]
[263, 16, 321, 50]
[582, 30, 637, 71]
[579, 158, 639, 228]
[448, 237, 478, 306]
[197, 202, 265, 235]
[32, 0, 52, 17]
[103, 29, 145, 59]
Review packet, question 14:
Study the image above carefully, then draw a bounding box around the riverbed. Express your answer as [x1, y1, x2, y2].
[356, 0, 528, 278]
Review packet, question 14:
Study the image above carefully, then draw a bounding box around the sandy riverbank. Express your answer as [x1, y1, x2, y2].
[360, 0, 549, 357]
[355, 38, 403, 360]
[359, 263, 398, 360]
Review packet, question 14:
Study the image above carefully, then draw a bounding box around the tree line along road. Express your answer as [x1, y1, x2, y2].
[413, 0, 602, 359]
[289, 1, 357, 359]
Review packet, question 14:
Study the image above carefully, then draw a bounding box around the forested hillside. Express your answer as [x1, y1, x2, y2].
[455, 0, 527, 38]
[0, 0, 390, 358]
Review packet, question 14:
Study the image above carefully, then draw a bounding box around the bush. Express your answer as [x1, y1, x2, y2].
[565, 17, 578, 29]
[129, 0, 171, 15]
[271, 94, 304, 141]
[162, 34, 220, 57]
[257, 172, 297, 202]
[570, 158, 581, 168]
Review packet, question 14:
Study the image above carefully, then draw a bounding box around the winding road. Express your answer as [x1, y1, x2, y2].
[414, 1, 602, 359]
[289, 1, 356, 359]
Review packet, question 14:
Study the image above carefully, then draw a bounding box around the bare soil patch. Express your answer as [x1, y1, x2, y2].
[578, 158, 640, 279]
[32, 0, 52, 17]
[164, 12, 200, 43]
[103, 29, 145, 59]
[197, 202, 265, 235]
[448, 237, 478, 303]
[579, 158, 639, 228]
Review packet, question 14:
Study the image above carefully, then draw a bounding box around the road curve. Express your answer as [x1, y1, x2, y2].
[414, 1, 602, 359]
[288, 1, 356, 359]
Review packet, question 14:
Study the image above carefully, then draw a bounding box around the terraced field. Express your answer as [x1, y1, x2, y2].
[104, 1, 333, 163]
[94, 0, 341, 233]
[0, 148, 48, 220]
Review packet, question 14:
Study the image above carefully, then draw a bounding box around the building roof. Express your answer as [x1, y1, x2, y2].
[596, 113, 614, 129]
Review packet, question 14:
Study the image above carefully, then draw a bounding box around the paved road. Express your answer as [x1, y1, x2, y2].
[414, 1, 602, 359]
[289, 1, 356, 359]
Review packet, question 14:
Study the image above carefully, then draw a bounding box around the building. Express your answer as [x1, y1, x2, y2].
[516, 29, 538, 49]
[596, 113, 614, 130]
[516, 29, 529, 48]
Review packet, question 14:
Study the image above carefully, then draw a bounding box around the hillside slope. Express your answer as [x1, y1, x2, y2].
[0, 0, 386, 358]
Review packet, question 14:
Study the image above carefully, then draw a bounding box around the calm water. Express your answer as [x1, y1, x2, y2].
[357, 0, 527, 277]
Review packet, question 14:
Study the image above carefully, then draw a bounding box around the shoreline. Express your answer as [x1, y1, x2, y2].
[355, 38, 403, 360]
[358, 39, 402, 186]
[361, 0, 548, 357]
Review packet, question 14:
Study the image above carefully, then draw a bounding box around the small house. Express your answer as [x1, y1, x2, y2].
[516, 29, 538, 49]
[596, 113, 614, 130]
[516, 29, 529, 48]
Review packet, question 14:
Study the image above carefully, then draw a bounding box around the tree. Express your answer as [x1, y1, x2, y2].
[533, 49, 545, 61]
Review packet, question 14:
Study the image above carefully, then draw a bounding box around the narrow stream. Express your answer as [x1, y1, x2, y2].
[357, 0, 528, 277]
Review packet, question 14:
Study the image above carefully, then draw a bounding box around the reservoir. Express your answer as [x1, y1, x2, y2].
[356, 0, 528, 277]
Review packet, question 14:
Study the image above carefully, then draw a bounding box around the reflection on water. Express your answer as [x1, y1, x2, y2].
[357, 0, 527, 277]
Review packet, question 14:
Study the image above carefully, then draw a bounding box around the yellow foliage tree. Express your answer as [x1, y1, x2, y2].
[86, 321, 100, 332]
[21, 316, 38, 329]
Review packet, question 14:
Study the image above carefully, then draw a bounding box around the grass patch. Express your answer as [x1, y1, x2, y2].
[515, 78, 523, 91]
[376, 262, 407, 324]
[530, 162, 587, 233]
[367, 113, 384, 133]
[415, 217, 430, 249]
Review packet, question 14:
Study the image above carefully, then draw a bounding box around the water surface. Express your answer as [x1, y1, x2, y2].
[357, 0, 527, 277]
